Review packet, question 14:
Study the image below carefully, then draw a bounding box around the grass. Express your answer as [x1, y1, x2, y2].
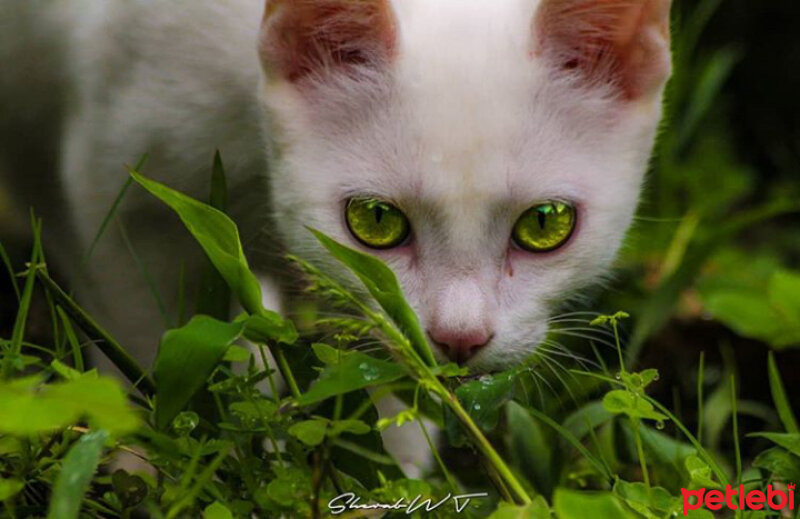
[0, 165, 797, 518]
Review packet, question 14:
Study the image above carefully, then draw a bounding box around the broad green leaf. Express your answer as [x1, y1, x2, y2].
[312, 343, 350, 365]
[241, 312, 298, 345]
[553, 489, 637, 519]
[222, 345, 251, 363]
[603, 390, 667, 423]
[329, 419, 371, 437]
[204, 502, 233, 519]
[131, 172, 264, 316]
[47, 430, 109, 519]
[298, 352, 406, 406]
[507, 400, 553, 496]
[749, 432, 800, 458]
[685, 455, 719, 489]
[614, 480, 714, 519]
[769, 269, 800, 321]
[752, 447, 800, 483]
[310, 229, 436, 366]
[703, 290, 799, 347]
[155, 316, 245, 429]
[0, 377, 138, 435]
[700, 268, 800, 348]
[289, 419, 328, 446]
[620, 369, 660, 393]
[229, 400, 278, 422]
[0, 478, 24, 501]
[263, 467, 311, 509]
[288, 417, 370, 445]
[489, 497, 550, 519]
[768, 352, 799, 434]
[446, 371, 517, 446]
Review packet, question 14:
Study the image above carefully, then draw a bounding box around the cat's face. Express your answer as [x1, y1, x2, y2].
[259, 0, 671, 370]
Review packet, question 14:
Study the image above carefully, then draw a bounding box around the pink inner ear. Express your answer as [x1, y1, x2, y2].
[534, 0, 671, 100]
[260, 0, 396, 83]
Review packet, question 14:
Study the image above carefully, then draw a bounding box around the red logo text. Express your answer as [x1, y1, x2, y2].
[682, 484, 795, 516]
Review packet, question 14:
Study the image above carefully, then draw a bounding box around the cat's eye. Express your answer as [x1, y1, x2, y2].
[512, 201, 577, 252]
[345, 198, 410, 249]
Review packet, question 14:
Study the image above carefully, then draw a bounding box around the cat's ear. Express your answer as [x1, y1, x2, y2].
[533, 0, 672, 100]
[259, 0, 397, 84]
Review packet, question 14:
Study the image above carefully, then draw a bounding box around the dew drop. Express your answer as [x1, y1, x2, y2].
[614, 372, 622, 380]
[656, 420, 665, 430]
[473, 404, 481, 411]
[653, 373, 660, 381]
[359, 362, 380, 381]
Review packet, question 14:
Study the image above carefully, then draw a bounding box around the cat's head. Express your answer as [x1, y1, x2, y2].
[258, 0, 672, 370]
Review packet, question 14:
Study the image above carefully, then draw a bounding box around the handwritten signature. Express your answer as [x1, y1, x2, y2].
[328, 492, 488, 515]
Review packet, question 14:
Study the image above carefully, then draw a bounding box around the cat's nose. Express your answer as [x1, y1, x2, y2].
[427, 327, 493, 364]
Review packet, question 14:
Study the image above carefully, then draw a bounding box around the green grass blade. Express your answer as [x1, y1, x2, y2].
[83, 155, 147, 264]
[697, 351, 705, 444]
[2, 218, 42, 379]
[0, 239, 20, 301]
[644, 394, 730, 487]
[730, 375, 741, 486]
[768, 352, 799, 434]
[117, 219, 172, 327]
[56, 306, 84, 371]
[35, 269, 155, 396]
[210, 151, 228, 211]
[525, 405, 613, 482]
[47, 430, 109, 519]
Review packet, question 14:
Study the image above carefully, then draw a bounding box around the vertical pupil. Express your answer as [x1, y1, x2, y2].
[374, 205, 384, 224]
[537, 209, 547, 230]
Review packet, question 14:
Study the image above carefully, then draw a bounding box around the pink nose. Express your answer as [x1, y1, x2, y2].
[428, 327, 492, 364]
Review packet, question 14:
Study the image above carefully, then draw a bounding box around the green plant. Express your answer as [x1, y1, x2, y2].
[1, 158, 797, 518]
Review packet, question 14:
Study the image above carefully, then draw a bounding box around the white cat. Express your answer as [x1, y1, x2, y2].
[1, 0, 671, 473]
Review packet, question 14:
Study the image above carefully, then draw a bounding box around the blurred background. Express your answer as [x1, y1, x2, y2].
[1, 0, 799, 486]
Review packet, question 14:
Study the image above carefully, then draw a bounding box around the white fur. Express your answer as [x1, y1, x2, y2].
[1, 0, 667, 369]
[262, 0, 666, 370]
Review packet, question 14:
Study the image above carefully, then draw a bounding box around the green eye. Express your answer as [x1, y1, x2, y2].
[512, 201, 577, 252]
[345, 198, 410, 249]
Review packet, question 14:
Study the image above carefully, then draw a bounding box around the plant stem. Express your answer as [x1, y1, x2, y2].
[697, 351, 705, 444]
[730, 375, 741, 486]
[631, 418, 650, 492]
[3, 219, 42, 380]
[275, 346, 301, 400]
[613, 320, 625, 374]
[257, 344, 281, 403]
[443, 389, 531, 504]
[35, 268, 156, 396]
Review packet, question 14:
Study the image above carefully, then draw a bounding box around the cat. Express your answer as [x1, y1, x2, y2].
[0, 0, 672, 474]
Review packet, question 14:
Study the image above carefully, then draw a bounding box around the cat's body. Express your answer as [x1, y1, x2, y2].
[1, 0, 671, 474]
